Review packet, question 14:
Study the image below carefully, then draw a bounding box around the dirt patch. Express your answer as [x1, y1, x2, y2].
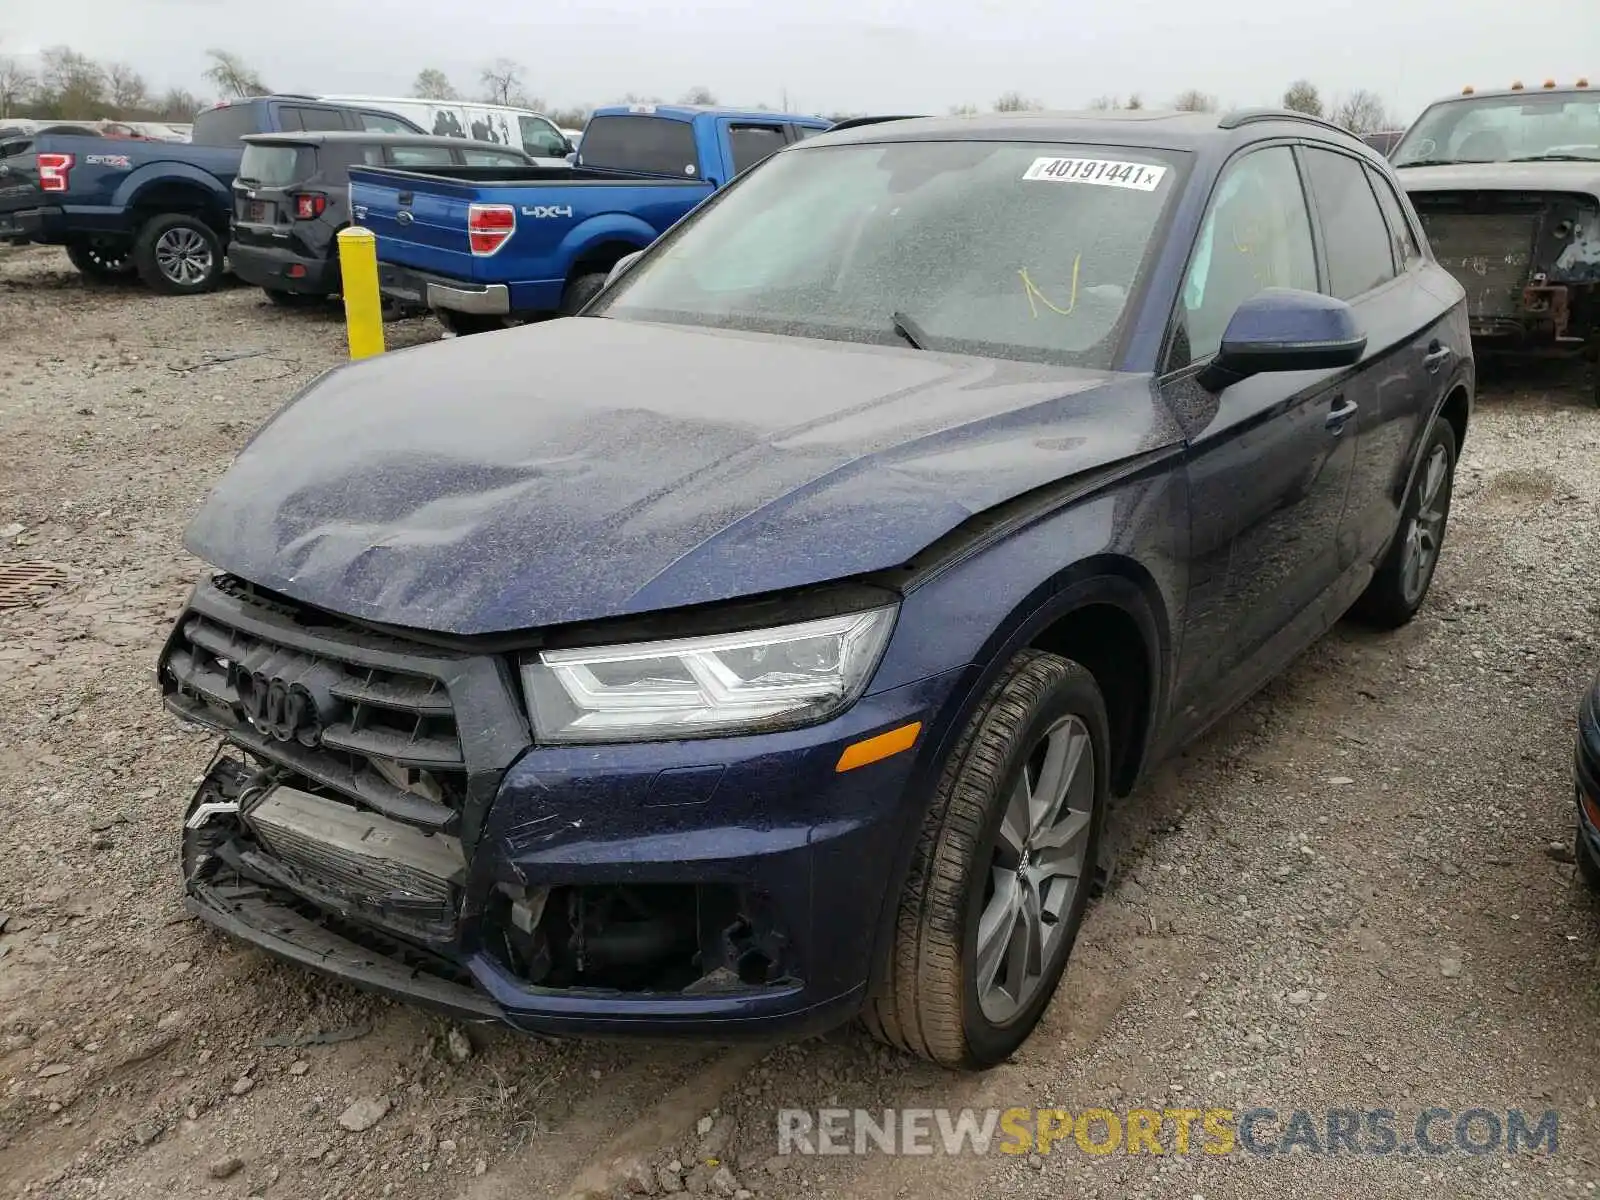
[2, 241, 1599, 1199]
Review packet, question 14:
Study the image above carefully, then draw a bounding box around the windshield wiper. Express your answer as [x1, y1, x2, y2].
[1509, 153, 1599, 162]
[1393, 159, 1458, 168]
[891, 311, 930, 351]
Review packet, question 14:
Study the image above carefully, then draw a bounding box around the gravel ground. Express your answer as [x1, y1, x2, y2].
[2, 242, 1599, 1200]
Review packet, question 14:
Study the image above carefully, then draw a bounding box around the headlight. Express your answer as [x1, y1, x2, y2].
[521, 605, 897, 742]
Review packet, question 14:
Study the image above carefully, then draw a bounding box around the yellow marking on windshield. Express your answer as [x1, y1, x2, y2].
[1018, 256, 1081, 319]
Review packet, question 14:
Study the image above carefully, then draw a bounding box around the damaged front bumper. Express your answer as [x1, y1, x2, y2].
[166, 575, 961, 1039]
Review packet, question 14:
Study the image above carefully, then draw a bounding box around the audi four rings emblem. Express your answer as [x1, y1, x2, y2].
[237, 671, 320, 744]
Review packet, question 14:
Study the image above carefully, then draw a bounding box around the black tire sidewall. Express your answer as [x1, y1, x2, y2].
[958, 663, 1110, 1065]
[560, 271, 608, 315]
[134, 214, 224, 295]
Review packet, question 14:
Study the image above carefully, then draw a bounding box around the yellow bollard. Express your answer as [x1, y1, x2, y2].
[337, 227, 385, 361]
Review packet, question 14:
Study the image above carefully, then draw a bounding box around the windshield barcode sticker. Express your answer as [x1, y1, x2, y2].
[1023, 157, 1168, 191]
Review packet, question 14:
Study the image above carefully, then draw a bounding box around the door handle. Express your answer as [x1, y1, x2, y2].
[1423, 342, 1453, 374]
[1325, 397, 1359, 431]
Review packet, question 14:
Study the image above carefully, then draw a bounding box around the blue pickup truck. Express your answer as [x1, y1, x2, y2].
[0, 96, 423, 293]
[349, 105, 830, 333]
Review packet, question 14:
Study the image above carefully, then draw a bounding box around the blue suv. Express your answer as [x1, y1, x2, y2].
[160, 108, 1472, 1068]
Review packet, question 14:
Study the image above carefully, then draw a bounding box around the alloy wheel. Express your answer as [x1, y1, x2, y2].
[155, 227, 213, 288]
[976, 714, 1096, 1025]
[1401, 444, 1449, 605]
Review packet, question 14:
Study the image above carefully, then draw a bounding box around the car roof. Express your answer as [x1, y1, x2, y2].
[241, 131, 532, 154]
[589, 104, 829, 124]
[316, 94, 555, 117]
[1433, 85, 1594, 102]
[807, 107, 1373, 155]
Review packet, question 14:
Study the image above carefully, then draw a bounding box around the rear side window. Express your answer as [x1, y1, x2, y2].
[360, 111, 415, 135]
[239, 143, 315, 186]
[282, 106, 349, 133]
[192, 103, 261, 145]
[728, 124, 788, 174]
[1364, 165, 1423, 268]
[1303, 148, 1397, 299]
[0, 136, 32, 159]
[580, 115, 697, 176]
[462, 148, 528, 166]
[388, 145, 455, 167]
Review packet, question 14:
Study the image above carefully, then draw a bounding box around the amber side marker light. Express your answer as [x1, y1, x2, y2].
[836, 721, 923, 773]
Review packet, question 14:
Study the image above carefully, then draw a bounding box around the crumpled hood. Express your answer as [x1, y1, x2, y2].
[1396, 161, 1600, 199]
[187, 319, 1179, 635]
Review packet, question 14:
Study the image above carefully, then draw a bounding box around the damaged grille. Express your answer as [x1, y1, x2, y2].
[1419, 211, 1538, 319]
[160, 575, 527, 837]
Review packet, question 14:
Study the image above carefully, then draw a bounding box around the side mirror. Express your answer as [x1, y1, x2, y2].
[604, 250, 644, 289]
[1197, 288, 1366, 392]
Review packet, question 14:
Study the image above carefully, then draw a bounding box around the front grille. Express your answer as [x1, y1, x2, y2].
[1420, 211, 1538, 319]
[162, 577, 477, 833]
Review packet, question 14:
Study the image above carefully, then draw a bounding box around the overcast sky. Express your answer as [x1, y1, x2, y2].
[6, 0, 1600, 121]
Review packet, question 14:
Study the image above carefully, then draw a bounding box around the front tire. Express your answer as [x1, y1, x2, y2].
[132, 213, 225, 295]
[864, 649, 1109, 1069]
[66, 239, 136, 280]
[1351, 416, 1457, 629]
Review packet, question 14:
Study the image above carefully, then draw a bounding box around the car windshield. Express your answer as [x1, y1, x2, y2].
[1392, 93, 1600, 165]
[592, 140, 1188, 369]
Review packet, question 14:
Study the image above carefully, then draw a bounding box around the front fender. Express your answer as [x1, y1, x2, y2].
[113, 162, 230, 213]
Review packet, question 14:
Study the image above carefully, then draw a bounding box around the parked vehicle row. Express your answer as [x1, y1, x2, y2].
[350, 104, 831, 331]
[159, 105, 1482, 1069]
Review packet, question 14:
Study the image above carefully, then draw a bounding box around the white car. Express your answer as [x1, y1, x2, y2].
[317, 95, 573, 165]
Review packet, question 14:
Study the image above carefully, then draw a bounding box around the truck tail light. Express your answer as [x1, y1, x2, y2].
[468, 203, 515, 256]
[38, 152, 74, 193]
[293, 193, 327, 220]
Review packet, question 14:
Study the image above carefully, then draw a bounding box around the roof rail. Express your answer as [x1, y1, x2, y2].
[826, 115, 927, 132]
[1217, 107, 1352, 137]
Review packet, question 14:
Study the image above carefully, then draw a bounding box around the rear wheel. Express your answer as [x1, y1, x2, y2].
[1350, 416, 1457, 629]
[132, 213, 225, 295]
[559, 271, 609, 315]
[863, 649, 1108, 1069]
[435, 309, 509, 336]
[66, 239, 136, 280]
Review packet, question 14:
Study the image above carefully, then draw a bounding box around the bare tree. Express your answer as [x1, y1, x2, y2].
[993, 91, 1043, 112]
[106, 62, 148, 114]
[38, 46, 106, 117]
[1282, 79, 1323, 117]
[203, 49, 268, 98]
[1331, 89, 1392, 135]
[678, 85, 716, 106]
[1172, 89, 1218, 113]
[412, 68, 457, 100]
[157, 87, 202, 122]
[1089, 95, 1123, 111]
[549, 104, 592, 129]
[479, 58, 525, 106]
[1126, 93, 1144, 110]
[0, 56, 34, 119]
[948, 102, 979, 116]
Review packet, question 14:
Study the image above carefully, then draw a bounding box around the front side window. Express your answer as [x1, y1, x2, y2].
[595, 140, 1188, 370]
[1175, 145, 1317, 367]
[518, 116, 568, 157]
[463, 148, 529, 166]
[1392, 93, 1600, 164]
[1303, 148, 1397, 300]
